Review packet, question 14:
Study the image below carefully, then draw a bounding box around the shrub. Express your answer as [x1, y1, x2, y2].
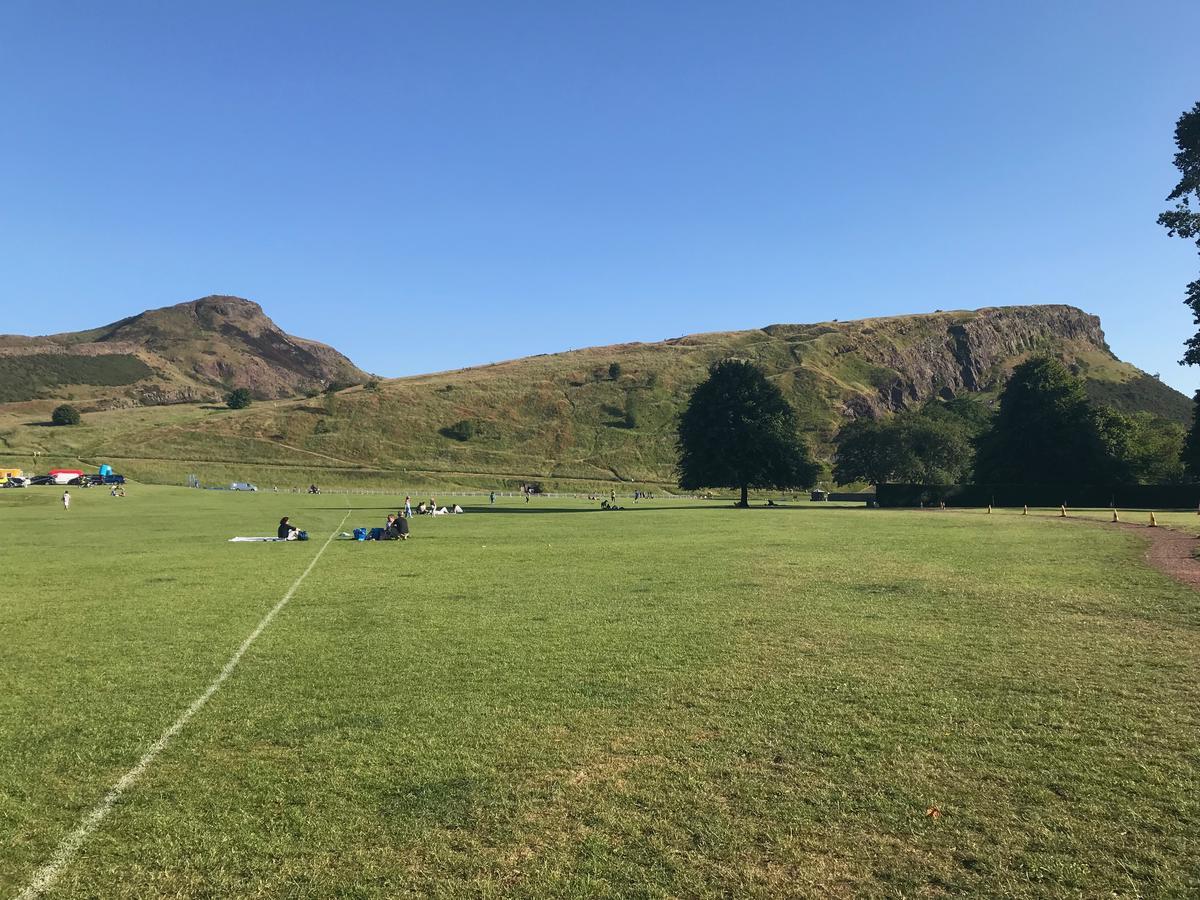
[609, 362, 622, 380]
[51, 404, 81, 426]
[440, 419, 478, 442]
[226, 388, 252, 410]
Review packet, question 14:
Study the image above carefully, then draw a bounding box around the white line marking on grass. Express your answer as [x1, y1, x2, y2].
[16, 509, 352, 900]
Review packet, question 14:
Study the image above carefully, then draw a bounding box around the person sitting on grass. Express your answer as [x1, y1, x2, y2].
[417, 502, 427, 515]
[383, 513, 410, 540]
[278, 516, 300, 540]
[389, 513, 410, 540]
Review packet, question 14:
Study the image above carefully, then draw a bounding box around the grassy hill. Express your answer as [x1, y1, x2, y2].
[0, 304, 1188, 490]
[0, 295, 368, 404]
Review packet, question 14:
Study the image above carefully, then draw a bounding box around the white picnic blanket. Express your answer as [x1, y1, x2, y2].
[228, 536, 286, 542]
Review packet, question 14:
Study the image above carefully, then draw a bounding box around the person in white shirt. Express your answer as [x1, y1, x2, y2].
[62, 490, 71, 510]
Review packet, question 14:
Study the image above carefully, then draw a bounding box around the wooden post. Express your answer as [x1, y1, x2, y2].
[1060, 504, 1067, 518]
[1023, 504, 1028, 516]
[1149, 512, 1158, 527]
[1111, 509, 1119, 523]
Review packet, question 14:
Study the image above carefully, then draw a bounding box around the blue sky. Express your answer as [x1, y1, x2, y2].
[2, 1, 1198, 394]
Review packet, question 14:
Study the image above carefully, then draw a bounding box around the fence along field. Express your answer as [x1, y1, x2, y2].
[1, 487, 1197, 897]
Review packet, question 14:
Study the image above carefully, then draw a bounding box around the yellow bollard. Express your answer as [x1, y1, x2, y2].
[1060, 504, 1067, 518]
[1111, 509, 1119, 523]
[1149, 512, 1158, 527]
[987, 504, 992, 514]
[1023, 504, 1028, 516]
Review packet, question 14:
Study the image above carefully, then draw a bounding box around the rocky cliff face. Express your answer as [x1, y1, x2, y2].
[817, 305, 1114, 418]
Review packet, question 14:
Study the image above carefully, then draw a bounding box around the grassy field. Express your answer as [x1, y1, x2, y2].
[1, 488, 1197, 897]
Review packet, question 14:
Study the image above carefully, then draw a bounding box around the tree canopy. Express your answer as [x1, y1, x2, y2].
[677, 359, 819, 506]
[51, 404, 81, 426]
[1158, 101, 1200, 364]
[1183, 390, 1200, 480]
[833, 400, 985, 486]
[974, 358, 1131, 484]
[226, 388, 253, 410]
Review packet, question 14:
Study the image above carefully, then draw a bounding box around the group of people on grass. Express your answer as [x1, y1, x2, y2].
[404, 495, 464, 517]
[277, 497, 470, 544]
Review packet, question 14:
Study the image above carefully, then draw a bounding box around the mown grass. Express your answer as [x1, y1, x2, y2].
[1, 490, 1197, 897]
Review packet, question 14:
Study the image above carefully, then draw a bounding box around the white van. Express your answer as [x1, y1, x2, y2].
[230, 482, 258, 492]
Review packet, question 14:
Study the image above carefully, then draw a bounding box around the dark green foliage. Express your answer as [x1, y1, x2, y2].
[0, 353, 153, 402]
[313, 418, 335, 435]
[1084, 374, 1193, 424]
[1183, 391, 1200, 479]
[440, 419, 497, 442]
[608, 362, 622, 380]
[1123, 412, 1186, 484]
[623, 392, 642, 429]
[974, 358, 1131, 484]
[440, 420, 477, 442]
[365, 379, 382, 392]
[1157, 102, 1200, 364]
[226, 388, 253, 410]
[51, 404, 81, 426]
[677, 359, 820, 506]
[832, 401, 985, 486]
[831, 419, 898, 486]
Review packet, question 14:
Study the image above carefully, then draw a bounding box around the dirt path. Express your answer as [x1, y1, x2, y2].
[1071, 518, 1200, 590]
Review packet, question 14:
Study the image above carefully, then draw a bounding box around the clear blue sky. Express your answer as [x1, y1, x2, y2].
[2, 1, 1198, 394]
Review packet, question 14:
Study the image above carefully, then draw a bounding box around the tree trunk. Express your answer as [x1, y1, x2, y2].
[737, 483, 749, 507]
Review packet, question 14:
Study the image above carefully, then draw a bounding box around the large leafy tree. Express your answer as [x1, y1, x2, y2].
[1158, 102, 1200, 364]
[974, 357, 1130, 484]
[1183, 390, 1200, 479]
[832, 400, 985, 486]
[677, 359, 819, 506]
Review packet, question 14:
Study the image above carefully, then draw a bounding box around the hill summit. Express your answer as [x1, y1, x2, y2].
[0, 295, 368, 404]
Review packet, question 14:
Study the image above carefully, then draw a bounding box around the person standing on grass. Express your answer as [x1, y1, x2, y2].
[62, 490, 70, 510]
[404, 495, 413, 518]
[490, 490, 495, 505]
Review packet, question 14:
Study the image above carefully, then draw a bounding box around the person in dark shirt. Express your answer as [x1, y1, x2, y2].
[278, 516, 300, 540]
[393, 513, 410, 540]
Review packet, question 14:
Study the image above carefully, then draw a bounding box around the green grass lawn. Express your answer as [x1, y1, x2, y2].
[1, 488, 1197, 897]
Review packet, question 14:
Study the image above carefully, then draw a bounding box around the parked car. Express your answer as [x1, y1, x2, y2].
[83, 474, 106, 486]
[1, 476, 28, 488]
[27, 475, 54, 486]
[102, 474, 126, 485]
[230, 482, 258, 492]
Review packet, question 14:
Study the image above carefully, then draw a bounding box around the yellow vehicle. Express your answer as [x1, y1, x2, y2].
[0, 467, 23, 485]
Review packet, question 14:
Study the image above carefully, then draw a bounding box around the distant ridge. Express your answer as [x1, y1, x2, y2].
[0, 295, 368, 404]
